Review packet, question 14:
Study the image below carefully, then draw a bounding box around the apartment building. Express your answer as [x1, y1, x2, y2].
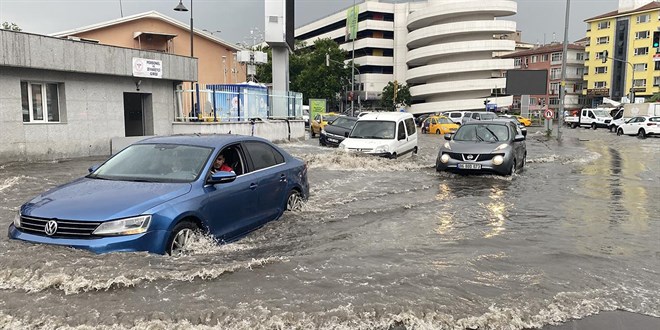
[502, 43, 587, 113]
[584, 0, 660, 104]
[295, 0, 517, 114]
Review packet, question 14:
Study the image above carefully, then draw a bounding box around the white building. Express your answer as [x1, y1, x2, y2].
[295, 0, 517, 114]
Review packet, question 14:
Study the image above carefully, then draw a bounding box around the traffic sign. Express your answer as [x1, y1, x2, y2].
[543, 109, 555, 119]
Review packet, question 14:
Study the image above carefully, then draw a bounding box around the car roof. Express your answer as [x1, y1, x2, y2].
[463, 119, 511, 126]
[136, 134, 269, 148]
[358, 112, 413, 121]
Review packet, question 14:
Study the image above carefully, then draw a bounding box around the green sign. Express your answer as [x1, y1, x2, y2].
[309, 99, 326, 121]
[346, 5, 359, 41]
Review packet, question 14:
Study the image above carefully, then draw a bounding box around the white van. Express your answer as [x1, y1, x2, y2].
[339, 112, 418, 159]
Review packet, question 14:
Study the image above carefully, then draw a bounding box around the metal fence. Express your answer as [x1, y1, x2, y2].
[175, 83, 303, 122]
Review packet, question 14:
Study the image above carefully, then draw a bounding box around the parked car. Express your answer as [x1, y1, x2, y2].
[339, 112, 418, 159]
[436, 120, 527, 176]
[461, 111, 498, 125]
[302, 108, 310, 128]
[498, 115, 527, 130]
[445, 111, 467, 124]
[513, 115, 532, 127]
[421, 115, 459, 134]
[616, 116, 660, 138]
[311, 112, 340, 137]
[320, 116, 358, 147]
[415, 113, 431, 127]
[8, 135, 310, 255]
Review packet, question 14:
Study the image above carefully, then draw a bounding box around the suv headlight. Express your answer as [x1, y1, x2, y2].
[374, 145, 389, 153]
[13, 210, 21, 228]
[92, 215, 151, 236]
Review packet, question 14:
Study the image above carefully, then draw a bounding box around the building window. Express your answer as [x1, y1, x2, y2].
[576, 67, 585, 76]
[531, 55, 538, 63]
[655, 61, 660, 70]
[633, 63, 648, 71]
[550, 68, 561, 80]
[549, 97, 560, 105]
[635, 31, 650, 39]
[551, 53, 562, 62]
[597, 21, 610, 29]
[596, 51, 608, 60]
[634, 47, 649, 56]
[596, 36, 609, 44]
[576, 52, 585, 60]
[574, 83, 584, 93]
[654, 76, 660, 86]
[595, 81, 607, 88]
[633, 79, 646, 87]
[514, 58, 522, 67]
[21, 81, 61, 123]
[541, 54, 549, 62]
[550, 82, 560, 94]
[595, 66, 607, 74]
[636, 14, 650, 23]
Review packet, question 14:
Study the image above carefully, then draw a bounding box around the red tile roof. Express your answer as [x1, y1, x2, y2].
[585, 2, 660, 22]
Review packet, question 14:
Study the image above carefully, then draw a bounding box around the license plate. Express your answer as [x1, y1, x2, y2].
[328, 138, 338, 143]
[458, 163, 481, 170]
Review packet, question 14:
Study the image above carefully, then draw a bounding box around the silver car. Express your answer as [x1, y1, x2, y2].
[435, 120, 527, 176]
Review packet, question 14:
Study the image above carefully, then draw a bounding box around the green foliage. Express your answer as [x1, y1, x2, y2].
[255, 38, 352, 110]
[1, 22, 21, 31]
[380, 81, 411, 111]
[648, 92, 660, 102]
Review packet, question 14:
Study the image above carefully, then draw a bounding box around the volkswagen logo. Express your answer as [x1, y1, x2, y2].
[44, 220, 58, 236]
[467, 154, 474, 160]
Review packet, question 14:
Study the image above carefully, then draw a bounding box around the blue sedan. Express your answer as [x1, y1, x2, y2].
[8, 135, 309, 255]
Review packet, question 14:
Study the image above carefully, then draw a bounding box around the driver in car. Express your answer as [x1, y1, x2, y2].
[211, 154, 234, 174]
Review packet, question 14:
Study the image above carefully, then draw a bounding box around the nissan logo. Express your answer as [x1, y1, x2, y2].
[467, 155, 474, 160]
[44, 220, 58, 236]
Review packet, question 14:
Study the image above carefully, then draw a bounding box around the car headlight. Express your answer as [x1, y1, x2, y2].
[13, 210, 21, 228]
[92, 215, 151, 236]
[443, 142, 451, 150]
[374, 145, 389, 153]
[493, 143, 509, 151]
[338, 143, 347, 151]
[492, 155, 504, 165]
[440, 153, 450, 164]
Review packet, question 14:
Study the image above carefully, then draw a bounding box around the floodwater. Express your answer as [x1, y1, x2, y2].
[0, 126, 658, 330]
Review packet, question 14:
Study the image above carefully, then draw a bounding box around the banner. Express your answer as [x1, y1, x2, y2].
[309, 99, 326, 121]
[345, 5, 359, 41]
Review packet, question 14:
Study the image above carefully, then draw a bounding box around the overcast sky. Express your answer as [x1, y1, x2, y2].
[0, 0, 619, 45]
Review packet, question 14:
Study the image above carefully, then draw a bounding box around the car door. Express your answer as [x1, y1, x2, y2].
[404, 118, 417, 153]
[203, 145, 258, 241]
[243, 141, 288, 225]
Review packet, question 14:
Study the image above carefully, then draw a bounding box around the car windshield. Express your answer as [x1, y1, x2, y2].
[331, 117, 357, 129]
[453, 124, 509, 142]
[324, 115, 339, 123]
[88, 144, 213, 183]
[438, 117, 453, 124]
[480, 113, 497, 120]
[349, 121, 396, 139]
[593, 110, 610, 117]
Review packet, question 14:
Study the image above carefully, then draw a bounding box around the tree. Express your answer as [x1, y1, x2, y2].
[380, 81, 411, 111]
[255, 38, 352, 110]
[1, 22, 21, 31]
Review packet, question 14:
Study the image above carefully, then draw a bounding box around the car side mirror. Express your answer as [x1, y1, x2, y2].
[444, 133, 452, 140]
[514, 135, 525, 142]
[521, 129, 527, 137]
[88, 164, 101, 173]
[207, 171, 237, 184]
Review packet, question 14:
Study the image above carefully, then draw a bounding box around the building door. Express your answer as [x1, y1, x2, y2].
[124, 93, 153, 137]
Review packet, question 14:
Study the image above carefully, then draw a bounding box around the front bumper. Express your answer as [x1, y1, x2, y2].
[435, 151, 512, 175]
[8, 224, 170, 254]
[319, 132, 344, 147]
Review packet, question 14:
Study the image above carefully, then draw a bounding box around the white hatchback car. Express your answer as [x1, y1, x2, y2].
[616, 116, 660, 138]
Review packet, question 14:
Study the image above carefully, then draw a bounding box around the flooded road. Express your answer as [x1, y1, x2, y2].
[0, 126, 658, 329]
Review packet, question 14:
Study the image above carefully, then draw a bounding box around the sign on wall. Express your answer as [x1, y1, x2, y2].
[309, 98, 326, 120]
[132, 58, 163, 78]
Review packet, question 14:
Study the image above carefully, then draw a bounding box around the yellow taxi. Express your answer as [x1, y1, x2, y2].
[514, 115, 532, 127]
[421, 115, 459, 135]
[311, 112, 340, 137]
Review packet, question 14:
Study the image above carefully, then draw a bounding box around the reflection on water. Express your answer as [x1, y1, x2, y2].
[484, 186, 507, 238]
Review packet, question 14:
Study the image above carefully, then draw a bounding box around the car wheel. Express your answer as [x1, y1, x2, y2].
[571, 123, 578, 129]
[390, 153, 397, 159]
[507, 159, 516, 176]
[591, 123, 597, 130]
[286, 190, 303, 211]
[638, 129, 646, 139]
[617, 128, 623, 136]
[413, 147, 418, 155]
[436, 129, 441, 134]
[166, 220, 198, 256]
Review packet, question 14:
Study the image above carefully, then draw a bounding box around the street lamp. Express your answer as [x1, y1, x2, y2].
[174, 0, 195, 120]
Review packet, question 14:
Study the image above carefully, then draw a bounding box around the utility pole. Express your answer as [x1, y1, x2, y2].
[557, 0, 571, 141]
[351, 0, 356, 117]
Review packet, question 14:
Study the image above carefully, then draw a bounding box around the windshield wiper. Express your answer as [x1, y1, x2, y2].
[474, 133, 484, 142]
[483, 127, 500, 141]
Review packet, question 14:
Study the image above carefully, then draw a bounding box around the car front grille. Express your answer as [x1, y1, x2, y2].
[349, 148, 374, 152]
[20, 215, 101, 238]
[445, 152, 503, 161]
